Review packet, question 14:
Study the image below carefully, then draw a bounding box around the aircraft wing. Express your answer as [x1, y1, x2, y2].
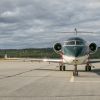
[89, 59, 100, 63]
[29, 58, 63, 63]
[5, 58, 62, 63]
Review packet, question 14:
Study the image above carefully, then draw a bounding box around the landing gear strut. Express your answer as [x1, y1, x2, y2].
[73, 65, 78, 76]
[59, 64, 66, 71]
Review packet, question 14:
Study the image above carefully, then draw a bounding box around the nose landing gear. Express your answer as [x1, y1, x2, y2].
[73, 64, 78, 76]
[59, 64, 78, 76]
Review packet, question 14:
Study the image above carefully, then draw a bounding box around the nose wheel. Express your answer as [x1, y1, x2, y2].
[73, 65, 78, 76]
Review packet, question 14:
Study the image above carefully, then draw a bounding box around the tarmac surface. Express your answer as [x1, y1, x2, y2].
[0, 60, 100, 100]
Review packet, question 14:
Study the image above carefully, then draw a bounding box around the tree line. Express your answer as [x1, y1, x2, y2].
[0, 47, 100, 59]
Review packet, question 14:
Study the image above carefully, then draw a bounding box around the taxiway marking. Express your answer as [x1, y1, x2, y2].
[70, 76, 74, 82]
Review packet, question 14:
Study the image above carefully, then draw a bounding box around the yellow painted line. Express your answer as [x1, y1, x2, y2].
[70, 76, 74, 82]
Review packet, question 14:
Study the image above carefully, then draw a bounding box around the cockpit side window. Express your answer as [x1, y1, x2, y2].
[76, 41, 84, 45]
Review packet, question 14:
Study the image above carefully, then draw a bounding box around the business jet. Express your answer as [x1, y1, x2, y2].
[52, 37, 97, 76]
[35, 29, 100, 76]
[5, 29, 100, 76]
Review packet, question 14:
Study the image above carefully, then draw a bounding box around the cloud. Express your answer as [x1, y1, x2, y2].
[0, 0, 100, 48]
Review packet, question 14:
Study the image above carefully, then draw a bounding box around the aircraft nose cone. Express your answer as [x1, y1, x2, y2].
[74, 46, 83, 57]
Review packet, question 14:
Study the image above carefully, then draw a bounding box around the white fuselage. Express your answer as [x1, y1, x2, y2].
[62, 54, 89, 65]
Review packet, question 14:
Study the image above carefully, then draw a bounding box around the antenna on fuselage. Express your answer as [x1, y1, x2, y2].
[56, 28, 93, 36]
[74, 28, 94, 36]
[74, 28, 77, 36]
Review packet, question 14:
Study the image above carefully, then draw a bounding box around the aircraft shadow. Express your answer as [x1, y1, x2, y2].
[34, 68, 86, 72]
[35, 68, 100, 76]
[91, 69, 100, 76]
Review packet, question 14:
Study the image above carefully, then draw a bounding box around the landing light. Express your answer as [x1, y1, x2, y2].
[73, 60, 78, 64]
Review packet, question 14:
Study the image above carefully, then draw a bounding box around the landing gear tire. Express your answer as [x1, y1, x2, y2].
[88, 66, 91, 71]
[85, 66, 88, 71]
[60, 66, 62, 71]
[63, 66, 65, 71]
[85, 66, 91, 71]
[59, 65, 65, 71]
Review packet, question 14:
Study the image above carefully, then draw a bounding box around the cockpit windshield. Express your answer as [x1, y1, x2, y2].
[76, 41, 84, 45]
[64, 37, 86, 46]
[64, 40, 84, 46]
[65, 41, 75, 45]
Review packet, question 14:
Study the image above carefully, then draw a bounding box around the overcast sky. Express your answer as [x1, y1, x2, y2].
[0, 0, 100, 49]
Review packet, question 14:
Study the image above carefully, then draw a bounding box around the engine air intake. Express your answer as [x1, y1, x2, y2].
[89, 43, 97, 54]
[53, 43, 62, 53]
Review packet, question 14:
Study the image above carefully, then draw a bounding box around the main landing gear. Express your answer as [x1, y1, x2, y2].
[73, 64, 78, 76]
[85, 63, 92, 71]
[59, 64, 78, 76]
[59, 64, 66, 71]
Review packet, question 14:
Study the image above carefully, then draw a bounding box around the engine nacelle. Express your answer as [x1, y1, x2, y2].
[89, 43, 97, 54]
[53, 43, 62, 53]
